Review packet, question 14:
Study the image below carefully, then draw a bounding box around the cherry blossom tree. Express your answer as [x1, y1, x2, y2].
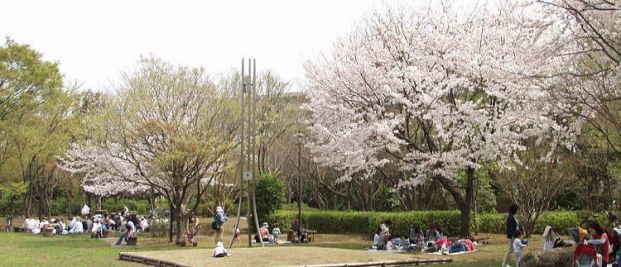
[305, 2, 575, 236]
[58, 142, 149, 198]
[60, 57, 237, 242]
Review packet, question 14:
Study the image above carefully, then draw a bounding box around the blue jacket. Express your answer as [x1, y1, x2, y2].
[506, 214, 518, 239]
[215, 213, 228, 226]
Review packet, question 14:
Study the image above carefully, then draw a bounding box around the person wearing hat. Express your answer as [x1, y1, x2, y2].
[214, 206, 228, 244]
[213, 241, 229, 257]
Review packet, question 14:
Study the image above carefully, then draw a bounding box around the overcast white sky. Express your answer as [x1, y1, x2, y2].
[0, 0, 476, 91]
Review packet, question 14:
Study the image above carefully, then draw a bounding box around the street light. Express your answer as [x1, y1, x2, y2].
[295, 127, 303, 242]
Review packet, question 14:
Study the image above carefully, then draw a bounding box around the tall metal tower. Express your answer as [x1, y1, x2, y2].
[230, 58, 263, 248]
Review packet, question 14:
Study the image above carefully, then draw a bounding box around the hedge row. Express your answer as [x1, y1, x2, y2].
[268, 210, 461, 237]
[268, 210, 605, 237]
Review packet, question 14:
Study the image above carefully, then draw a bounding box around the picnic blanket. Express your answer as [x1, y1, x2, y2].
[430, 249, 477, 256]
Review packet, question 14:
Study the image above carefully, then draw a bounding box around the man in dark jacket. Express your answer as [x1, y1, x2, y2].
[502, 204, 520, 267]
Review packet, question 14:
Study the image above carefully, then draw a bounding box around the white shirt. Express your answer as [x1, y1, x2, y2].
[214, 245, 227, 256]
[543, 239, 555, 250]
[513, 238, 526, 253]
[70, 220, 83, 233]
[373, 234, 381, 246]
[91, 222, 101, 233]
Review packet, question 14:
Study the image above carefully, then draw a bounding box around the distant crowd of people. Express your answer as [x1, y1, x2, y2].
[372, 220, 477, 254]
[20, 204, 150, 246]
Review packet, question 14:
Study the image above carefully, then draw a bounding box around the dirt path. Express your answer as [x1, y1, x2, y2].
[121, 246, 447, 266]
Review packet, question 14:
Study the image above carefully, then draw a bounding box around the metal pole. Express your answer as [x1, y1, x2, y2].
[250, 59, 264, 248]
[230, 59, 245, 248]
[244, 60, 252, 247]
[297, 128, 302, 240]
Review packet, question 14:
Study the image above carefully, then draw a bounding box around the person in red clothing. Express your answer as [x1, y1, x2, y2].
[587, 221, 610, 265]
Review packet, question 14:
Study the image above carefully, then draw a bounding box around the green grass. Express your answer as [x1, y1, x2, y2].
[0, 232, 187, 266]
[0, 233, 124, 266]
[440, 259, 501, 266]
[0, 232, 513, 266]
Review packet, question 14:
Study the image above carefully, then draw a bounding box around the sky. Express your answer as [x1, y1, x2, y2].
[0, 0, 475, 92]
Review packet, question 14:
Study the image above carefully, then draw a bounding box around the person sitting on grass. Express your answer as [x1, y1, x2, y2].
[272, 223, 282, 244]
[91, 218, 102, 238]
[380, 220, 392, 246]
[373, 227, 383, 249]
[115, 220, 135, 246]
[260, 222, 273, 243]
[292, 218, 307, 243]
[69, 217, 84, 234]
[542, 226, 560, 250]
[409, 225, 425, 250]
[213, 241, 230, 257]
[425, 223, 441, 248]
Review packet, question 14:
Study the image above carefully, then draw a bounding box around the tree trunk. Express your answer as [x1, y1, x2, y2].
[168, 204, 175, 243]
[462, 167, 475, 238]
[148, 188, 156, 212]
[24, 191, 32, 217]
[8, 195, 15, 216]
[435, 169, 474, 238]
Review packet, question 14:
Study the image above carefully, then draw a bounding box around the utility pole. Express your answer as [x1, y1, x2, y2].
[230, 58, 263, 248]
[297, 127, 303, 240]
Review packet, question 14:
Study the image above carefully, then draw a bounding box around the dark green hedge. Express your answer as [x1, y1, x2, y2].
[268, 210, 461, 237]
[269, 210, 603, 236]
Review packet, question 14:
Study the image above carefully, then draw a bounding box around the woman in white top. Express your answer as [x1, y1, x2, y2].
[542, 226, 559, 250]
[91, 219, 102, 237]
[69, 217, 84, 234]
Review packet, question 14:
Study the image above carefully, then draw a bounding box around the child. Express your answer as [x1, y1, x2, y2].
[272, 223, 282, 244]
[512, 230, 527, 267]
[213, 241, 230, 257]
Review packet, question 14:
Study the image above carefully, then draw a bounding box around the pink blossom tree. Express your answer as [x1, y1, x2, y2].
[304, 2, 575, 236]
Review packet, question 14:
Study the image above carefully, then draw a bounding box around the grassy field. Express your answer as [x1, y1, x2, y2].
[0, 230, 546, 266]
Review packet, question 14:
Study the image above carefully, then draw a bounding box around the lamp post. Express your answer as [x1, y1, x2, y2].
[296, 128, 303, 241]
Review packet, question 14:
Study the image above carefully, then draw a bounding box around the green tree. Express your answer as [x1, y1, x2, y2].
[255, 173, 286, 222]
[0, 38, 82, 218]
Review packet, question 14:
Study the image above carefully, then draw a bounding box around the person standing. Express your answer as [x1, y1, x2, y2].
[214, 206, 228, 244]
[512, 230, 527, 267]
[502, 204, 519, 267]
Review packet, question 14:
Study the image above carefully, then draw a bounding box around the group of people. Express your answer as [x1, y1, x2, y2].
[254, 222, 282, 244]
[19, 204, 151, 247]
[503, 204, 621, 267]
[372, 220, 473, 254]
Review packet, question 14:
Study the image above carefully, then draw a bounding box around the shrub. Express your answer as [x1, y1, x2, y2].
[255, 173, 286, 221]
[267, 210, 461, 237]
[268, 210, 602, 236]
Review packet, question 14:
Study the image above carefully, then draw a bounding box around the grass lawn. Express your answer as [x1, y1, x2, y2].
[0, 231, 547, 266]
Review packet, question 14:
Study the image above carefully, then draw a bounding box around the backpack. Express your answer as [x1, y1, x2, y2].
[211, 221, 218, 230]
